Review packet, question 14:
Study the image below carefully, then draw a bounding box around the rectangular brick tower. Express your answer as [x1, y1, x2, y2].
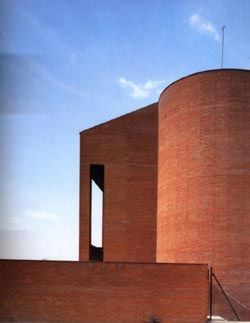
[79, 103, 158, 262]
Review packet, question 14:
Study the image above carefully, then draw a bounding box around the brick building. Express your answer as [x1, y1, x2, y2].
[1, 68, 250, 322]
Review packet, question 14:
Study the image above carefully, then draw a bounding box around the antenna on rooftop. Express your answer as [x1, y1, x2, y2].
[221, 26, 226, 68]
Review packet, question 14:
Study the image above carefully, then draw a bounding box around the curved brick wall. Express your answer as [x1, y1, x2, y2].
[157, 69, 250, 318]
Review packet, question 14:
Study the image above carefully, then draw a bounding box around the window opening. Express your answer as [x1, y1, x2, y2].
[90, 165, 104, 261]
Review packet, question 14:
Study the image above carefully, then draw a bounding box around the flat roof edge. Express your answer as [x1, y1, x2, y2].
[0, 258, 208, 266]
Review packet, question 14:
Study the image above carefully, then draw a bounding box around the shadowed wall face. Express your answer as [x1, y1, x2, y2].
[0, 260, 208, 323]
[79, 104, 158, 262]
[157, 70, 250, 317]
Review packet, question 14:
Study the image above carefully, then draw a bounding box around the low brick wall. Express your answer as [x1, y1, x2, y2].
[0, 260, 208, 322]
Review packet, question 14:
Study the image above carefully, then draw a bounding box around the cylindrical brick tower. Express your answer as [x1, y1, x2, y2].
[157, 69, 250, 317]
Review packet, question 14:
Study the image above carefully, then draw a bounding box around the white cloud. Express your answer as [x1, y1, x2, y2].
[189, 13, 220, 42]
[25, 210, 60, 221]
[25, 58, 85, 96]
[118, 77, 166, 99]
[18, 8, 71, 54]
[70, 52, 77, 64]
[0, 215, 31, 231]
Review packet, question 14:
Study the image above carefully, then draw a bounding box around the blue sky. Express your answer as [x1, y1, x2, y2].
[0, 0, 249, 260]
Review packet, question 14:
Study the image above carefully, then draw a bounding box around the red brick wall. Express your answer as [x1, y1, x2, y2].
[79, 104, 158, 262]
[157, 69, 250, 319]
[0, 260, 208, 323]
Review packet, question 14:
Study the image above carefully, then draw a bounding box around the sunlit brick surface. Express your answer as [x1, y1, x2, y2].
[80, 104, 158, 262]
[157, 69, 250, 319]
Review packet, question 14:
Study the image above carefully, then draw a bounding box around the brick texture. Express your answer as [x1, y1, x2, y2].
[157, 69, 250, 320]
[0, 260, 208, 323]
[2, 69, 249, 322]
[79, 104, 158, 262]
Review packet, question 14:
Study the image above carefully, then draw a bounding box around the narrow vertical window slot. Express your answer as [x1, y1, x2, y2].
[90, 165, 104, 261]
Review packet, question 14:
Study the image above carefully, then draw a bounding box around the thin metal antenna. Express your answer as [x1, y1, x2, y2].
[221, 26, 226, 68]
